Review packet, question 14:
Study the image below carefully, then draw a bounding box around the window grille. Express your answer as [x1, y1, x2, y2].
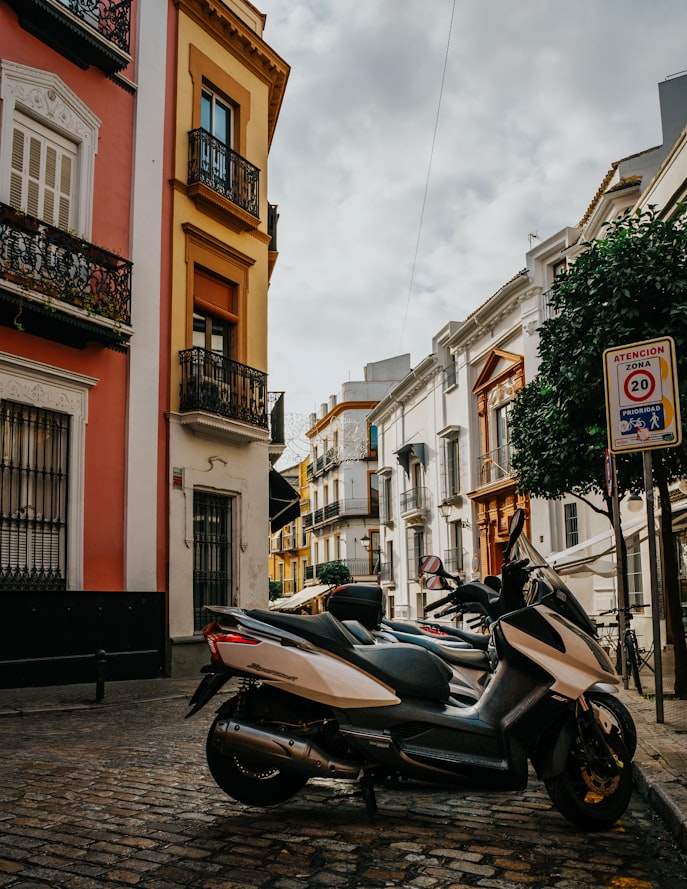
[626, 533, 643, 608]
[0, 401, 69, 589]
[564, 502, 579, 548]
[193, 490, 233, 631]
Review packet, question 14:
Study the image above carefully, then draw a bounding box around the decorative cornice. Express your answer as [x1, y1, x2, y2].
[174, 0, 290, 146]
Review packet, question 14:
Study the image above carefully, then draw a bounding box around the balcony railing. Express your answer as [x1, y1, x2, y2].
[271, 531, 296, 552]
[303, 499, 379, 529]
[399, 486, 429, 514]
[9, 0, 132, 73]
[305, 558, 375, 581]
[188, 129, 260, 218]
[476, 444, 515, 487]
[0, 202, 131, 338]
[179, 347, 268, 429]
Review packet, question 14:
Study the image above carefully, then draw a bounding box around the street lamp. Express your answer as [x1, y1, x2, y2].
[360, 533, 383, 581]
[440, 501, 470, 528]
[627, 493, 644, 513]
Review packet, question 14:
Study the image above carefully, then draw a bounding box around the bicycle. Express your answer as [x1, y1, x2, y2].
[598, 604, 651, 694]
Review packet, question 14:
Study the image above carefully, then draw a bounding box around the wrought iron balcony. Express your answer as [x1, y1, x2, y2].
[400, 486, 429, 514]
[188, 129, 260, 219]
[305, 558, 373, 581]
[270, 531, 296, 553]
[0, 202, 132, 346]
[179, 347, 268, 429]
[303, 499, 379, 529]
[9, 0, 132, 74]
[476, 444, 515, 487]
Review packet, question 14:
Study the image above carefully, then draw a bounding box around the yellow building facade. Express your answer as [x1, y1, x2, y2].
[269, 458, 314, 606]
[167, 0, 289, 674]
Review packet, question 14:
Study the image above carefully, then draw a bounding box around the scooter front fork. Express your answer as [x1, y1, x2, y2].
[576, 695, 621, 776]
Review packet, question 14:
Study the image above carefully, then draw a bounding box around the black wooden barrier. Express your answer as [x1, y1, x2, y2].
[0, 590, 166, 688]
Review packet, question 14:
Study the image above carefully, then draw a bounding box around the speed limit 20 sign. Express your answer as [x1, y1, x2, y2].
[603, 336, 681, 453]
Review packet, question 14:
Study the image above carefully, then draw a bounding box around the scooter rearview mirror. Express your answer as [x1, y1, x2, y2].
[425, 574, 450, 591]
[419, 555, 444, 575]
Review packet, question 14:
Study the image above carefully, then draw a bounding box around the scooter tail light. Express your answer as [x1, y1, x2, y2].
[203, 622, 259, 662]
[422, 626, 451, 637]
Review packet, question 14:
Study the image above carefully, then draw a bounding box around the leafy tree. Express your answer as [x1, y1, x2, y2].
[269, 579, 283, 600]
[510, 205, 687, 696]
[317, 561, 351, 587]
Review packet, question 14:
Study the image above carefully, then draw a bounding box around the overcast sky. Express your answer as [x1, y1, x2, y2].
[260, 1, 687, 464]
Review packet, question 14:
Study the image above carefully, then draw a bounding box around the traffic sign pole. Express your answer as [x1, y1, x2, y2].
[643, 451, 664, 723]
[603, 337, 680, 725]
[606, 450, 629, 686]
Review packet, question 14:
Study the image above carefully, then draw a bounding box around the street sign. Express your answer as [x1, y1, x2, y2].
[603, 336, 681, 453]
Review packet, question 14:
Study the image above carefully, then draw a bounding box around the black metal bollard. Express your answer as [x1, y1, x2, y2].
[95, 649, 107, 703]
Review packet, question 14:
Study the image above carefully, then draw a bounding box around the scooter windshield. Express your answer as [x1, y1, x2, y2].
[510, 532, 597, 638]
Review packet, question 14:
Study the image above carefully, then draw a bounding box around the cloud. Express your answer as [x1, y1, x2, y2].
[262, 0, 687, 437]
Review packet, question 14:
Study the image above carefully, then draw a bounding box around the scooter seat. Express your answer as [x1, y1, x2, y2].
[387, 631, 491, 671]
[418, 623, 491, 651]
[246, 609, 452, 702]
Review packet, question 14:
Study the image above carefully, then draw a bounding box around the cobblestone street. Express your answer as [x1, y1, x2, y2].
[1, 689, 687, 889]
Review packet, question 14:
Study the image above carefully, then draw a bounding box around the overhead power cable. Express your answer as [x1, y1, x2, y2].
[399, 0, 457, 351]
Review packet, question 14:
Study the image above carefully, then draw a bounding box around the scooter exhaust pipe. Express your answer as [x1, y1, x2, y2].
[211, 719, 361, 779]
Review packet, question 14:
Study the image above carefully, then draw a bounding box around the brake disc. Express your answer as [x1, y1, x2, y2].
[580, 759, 620, 796]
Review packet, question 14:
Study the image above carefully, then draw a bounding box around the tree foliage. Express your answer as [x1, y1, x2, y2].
[317, 561, 351, 586]
[511, 205, 687, 503]
[509, 205, 687, 695]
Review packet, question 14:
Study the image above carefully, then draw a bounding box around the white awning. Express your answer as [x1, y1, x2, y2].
[269, 584, 332, 612]
[547, 517, 646, 576]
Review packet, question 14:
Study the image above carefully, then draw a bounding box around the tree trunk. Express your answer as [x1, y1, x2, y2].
[655, 464, 687, 698]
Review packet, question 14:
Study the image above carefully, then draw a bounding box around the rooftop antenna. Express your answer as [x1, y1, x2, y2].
[528, 231, 542, 248]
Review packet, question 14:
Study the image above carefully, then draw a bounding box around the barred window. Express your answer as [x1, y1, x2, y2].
[0, 401, 69, 589]
[564, 502, 579, 548]
[626, 533, 643, 608]
[193, 490, 234, 631]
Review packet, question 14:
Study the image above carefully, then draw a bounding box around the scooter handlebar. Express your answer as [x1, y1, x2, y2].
[424, 591, 457, 614]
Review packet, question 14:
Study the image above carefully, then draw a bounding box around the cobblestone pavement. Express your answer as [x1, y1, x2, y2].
[1, 684, 687, 889]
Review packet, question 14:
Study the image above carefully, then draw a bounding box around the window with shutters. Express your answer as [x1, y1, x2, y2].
[10, 113, 76, 230]
[0, 61, 100, 239]
[442, 437, 461, 500]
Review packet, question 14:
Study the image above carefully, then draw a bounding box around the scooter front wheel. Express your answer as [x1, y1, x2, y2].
[206, 714, 308, 806]
[544, 728, 633, 831]
[587, 692, 637, 758]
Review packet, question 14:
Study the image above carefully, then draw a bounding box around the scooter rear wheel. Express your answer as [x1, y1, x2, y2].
[206, 713, 308, 807]
[544, 728, 633, 831]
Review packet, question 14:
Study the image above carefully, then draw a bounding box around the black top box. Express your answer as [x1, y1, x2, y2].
[327, 583, 386, 630]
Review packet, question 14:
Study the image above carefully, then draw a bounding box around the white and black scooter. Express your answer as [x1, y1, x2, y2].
[330, 538, 635, 756]
[187, 509, 633, 831]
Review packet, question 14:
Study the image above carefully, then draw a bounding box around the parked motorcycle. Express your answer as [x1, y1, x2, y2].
[326, 540, 636, 755]
[187, 509, 633, 830]
[417, 536, 637, 757]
